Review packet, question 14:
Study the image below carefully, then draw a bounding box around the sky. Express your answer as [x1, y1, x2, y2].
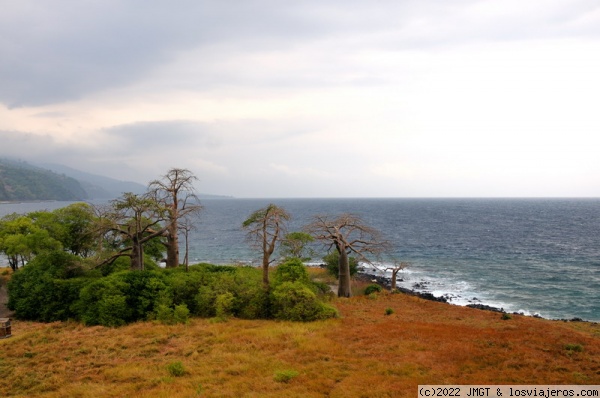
[1, 0, 600, 198]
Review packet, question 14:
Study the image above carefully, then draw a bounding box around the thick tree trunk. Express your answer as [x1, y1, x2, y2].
[165, 226, 179, 268]
[338, 248, 352, 297]
[130, 236, 144, 271]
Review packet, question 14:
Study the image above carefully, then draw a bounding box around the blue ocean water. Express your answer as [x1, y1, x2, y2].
[2, 198, 599, 321]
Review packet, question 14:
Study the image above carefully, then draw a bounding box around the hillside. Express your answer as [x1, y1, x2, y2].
[0, 159, 88, 202]
[38, 162, 148, 199]
[1, 272, 599, 397]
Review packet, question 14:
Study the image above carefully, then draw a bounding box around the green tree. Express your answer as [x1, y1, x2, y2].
[0, 214, 62, 271]
[242, 204, 290, 289]
[30, 203, 96, 257]
[280, 231, 314, 260]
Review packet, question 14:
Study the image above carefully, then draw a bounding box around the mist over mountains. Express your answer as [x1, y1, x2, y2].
[1, 158, 146, 201]
[0, 158, 230, 202]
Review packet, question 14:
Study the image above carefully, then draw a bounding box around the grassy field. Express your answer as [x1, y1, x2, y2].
[1, 272, 599, 397]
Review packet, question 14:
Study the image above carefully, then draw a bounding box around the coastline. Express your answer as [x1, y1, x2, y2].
[357, 272, 598, 324]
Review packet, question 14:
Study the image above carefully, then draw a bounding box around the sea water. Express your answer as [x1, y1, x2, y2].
[2, 198, 599, 321]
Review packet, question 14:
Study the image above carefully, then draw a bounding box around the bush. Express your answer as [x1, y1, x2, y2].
[7, 250, 90, 321]
[173, 304, 190, 324]
[565, 343, 584, 353]
[155, 303, 190, 325]
[364, 284, 383, 295]
[274, 369, 299, 383]
[77, 277, 131, 326]
[215, 292, 235, 321]
[385, 307, 394, 316]
[194, 266, 269, 319]
[76, 270, 170, 326]
[271, 282, 338, 322]
[166, 361, 187, 377]
[273, 258, 310, 285]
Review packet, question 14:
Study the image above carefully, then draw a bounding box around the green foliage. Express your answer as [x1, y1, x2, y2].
[77, 277, 131, 326]
[166, 361, 187, 377]
[215, 292, 235, 321]
[173, 304, 190, 324]
[364, 284, 383, 295]
[501, 313, 513, 320]
[565, 343, 584, 353]
[323, 251, 358, 280]
[99, 256, 131, 276]
[270, 282, 338, 322]
[77, 270, 169, 326]
[0, 214, 63, 270]
[280, 231, 314, 260]
[273, 258, 310, 285]
[155, 303, 190, 325]
[194, 266, 269, 320]
[385, 307, 395, 316]
[274, 369, 299, 383]
[7, 251, 89, 321]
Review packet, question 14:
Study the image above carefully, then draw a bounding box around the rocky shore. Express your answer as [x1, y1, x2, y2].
[356, 271, 595, 324]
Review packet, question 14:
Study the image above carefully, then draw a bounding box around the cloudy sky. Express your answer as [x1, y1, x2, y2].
[1, 0, 599, 197]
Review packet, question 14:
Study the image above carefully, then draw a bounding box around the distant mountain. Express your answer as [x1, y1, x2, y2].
[1, 158, 232, 201]
[38, 163, 233, 200]
[38, 163, 147, 199]
[0, 159, 88, 201]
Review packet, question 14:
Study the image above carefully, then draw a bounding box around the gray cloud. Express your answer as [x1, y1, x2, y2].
[103, 120, 222, 151]
[4, 1, 598, 107]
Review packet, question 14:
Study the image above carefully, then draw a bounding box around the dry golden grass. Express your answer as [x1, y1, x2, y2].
[1, 272, 599, 397]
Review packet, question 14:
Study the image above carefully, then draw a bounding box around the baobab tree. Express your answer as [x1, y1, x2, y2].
[306, 213, 389, 298]
[385, 261, 410, 291]
[96, 192, 170, 271]
[148, 168, 201, 268]
[242, 204, 290, 288]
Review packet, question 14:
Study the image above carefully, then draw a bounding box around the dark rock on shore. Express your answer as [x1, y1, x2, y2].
[466, 304, 505, 313]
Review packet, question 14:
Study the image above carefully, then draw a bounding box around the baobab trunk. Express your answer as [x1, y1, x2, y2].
[165, 225, 179, 268]
[338, 248, 352, 297]
[130, 236, 145, 271]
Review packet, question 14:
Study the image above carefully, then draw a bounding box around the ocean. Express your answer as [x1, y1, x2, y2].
[2, 198, 599, 322]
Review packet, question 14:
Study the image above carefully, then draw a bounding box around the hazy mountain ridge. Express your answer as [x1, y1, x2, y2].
[38, 162, 148, 199]
[1, 159, 232, 201]
[0, 159, 88, 201]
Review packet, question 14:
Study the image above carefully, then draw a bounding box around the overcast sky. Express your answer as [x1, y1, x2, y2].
[1, 0, 599, 198]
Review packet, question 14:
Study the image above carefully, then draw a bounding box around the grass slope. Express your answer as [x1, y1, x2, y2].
[1, 277, 599, 397]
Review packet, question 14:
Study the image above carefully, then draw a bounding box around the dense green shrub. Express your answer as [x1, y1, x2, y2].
[273, 258, 310, 285]
[7, 250, 90, 321]
[164, 266, 214, 314]
[173, 304, 190, 324]
[76, 270, 170, 326]
[77, 276, 131, 326]
[364, 284, 383, 295]
[270, 281, 338, 322]
[215, 292, 235, 320]
[155, 303, 190, 325]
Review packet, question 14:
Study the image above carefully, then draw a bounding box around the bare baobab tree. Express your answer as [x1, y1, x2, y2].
[305, 213, 389, 298]
[242, 204, 290, 289]
[148, 168, 202, 268]
[385, 261, 410, 291]
[95, 192, 170, 271]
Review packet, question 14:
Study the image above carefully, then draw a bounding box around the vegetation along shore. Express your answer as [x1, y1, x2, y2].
[1, 168, 599, 397]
